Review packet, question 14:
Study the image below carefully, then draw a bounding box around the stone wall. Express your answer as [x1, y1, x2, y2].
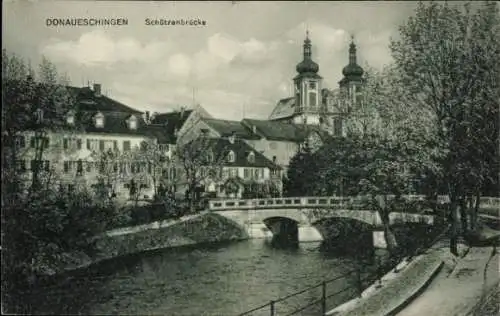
[92, 213, 249, 263]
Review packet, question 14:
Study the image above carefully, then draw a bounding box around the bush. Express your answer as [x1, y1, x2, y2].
[2, 187, 122, 292]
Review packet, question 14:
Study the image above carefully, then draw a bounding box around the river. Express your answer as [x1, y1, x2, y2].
[16, 238, 389, 316]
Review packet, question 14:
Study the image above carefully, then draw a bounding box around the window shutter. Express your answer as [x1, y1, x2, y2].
[99, 140, 105, 151]
[87, 139, 91, 150]
[63, 139, 68, 149]
[113, 141, 118, 150]
[64, 161, 69, 173]
[77, 139, 82, 150]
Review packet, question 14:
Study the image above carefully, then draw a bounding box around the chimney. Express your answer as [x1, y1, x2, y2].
[180, 106, 185, 119]
[252, 125, 257, 134]
[144, 111, 150, 124]
[151, 112, 158, 122]
[228, 131, 236, 144]
[93, 83, 102, 97]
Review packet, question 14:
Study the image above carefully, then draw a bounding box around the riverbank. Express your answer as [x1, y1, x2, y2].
[43, 211, 249, 277]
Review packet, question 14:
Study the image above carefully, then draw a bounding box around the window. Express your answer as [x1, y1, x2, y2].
[99, 140, 105, 151]
[94, 113, 104, 128]
[30, 137, 49, 149]
[123, 140, 131, 151]
[260, 168, 265, 179]
[244, 168, 250, 179]
[230, 168, 238, 177]
[63, 139, 69, 149]
[227, 150, 235, 163]
[63, 161, 70, 173]
[309, 82, 316, 90]
[86, 161, 93, 173]
[66, 114, 75, 125]
[206, 151, 214, 163]
[76, 139, 82, 150]
[86, 139, 99, 151]
[15, 136, 25, 148]
[334, 118, 343, 136]
[128, 116, 138, 130]
[247, 152, 255, 163]
[309, 92, 317, 107]
[254, 169, 259, 179]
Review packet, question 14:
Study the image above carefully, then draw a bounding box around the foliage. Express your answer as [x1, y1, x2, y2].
[284, 145, 318, 197]
[1, 51, 122, 296]
[176, 133, 227, 209]
[390, 1, 500, 253]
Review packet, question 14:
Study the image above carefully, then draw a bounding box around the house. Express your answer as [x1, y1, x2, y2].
[11, 83, 175, 204]
[178, 130, 282, 199]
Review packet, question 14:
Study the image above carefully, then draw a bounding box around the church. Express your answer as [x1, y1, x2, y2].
[176, 32, 367, 175]
[269, 32, 365, 137]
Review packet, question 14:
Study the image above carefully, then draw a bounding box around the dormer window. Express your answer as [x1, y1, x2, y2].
[94, 112, 104, 128]
[128, 115, 138, 130]
[247, 151, 255, 163]
[66, 111, 75, 125]
[228, 131, 236, 144]
[227, 150, 235, 163]
[206, 150, 214, 163]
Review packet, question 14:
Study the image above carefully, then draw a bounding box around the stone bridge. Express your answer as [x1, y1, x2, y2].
[208, 196, 436, 248]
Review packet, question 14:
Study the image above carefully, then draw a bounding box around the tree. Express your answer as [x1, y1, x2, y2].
[135, 139, 172, 199]
[390, 1, 500, 254]
[1, 52, 120, 305]
[176, 132, 227, 210]
[284, 145, 318, 196]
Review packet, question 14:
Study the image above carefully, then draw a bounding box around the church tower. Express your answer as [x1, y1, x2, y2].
[292, 32, 323, 125]
[339, 36, 364, 112]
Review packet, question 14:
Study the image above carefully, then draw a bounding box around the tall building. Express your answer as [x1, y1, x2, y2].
[268, 33, 365, 138]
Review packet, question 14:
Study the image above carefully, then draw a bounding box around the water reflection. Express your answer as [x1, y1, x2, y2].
[16, 239, 389, 315]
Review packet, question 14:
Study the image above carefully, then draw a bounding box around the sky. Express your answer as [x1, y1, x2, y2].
[3, 0, 420, 120]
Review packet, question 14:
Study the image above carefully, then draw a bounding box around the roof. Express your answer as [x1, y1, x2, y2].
[81, 112, 173, 143]
[202, 137, 281, 169]
[241, 119, 307, 142]
[150, 109, 193, 139]
[268, 97, 296, 121]
[68, 86, 143, 114]
[241, 118, 332, 143]
[203, 118, 261, 140]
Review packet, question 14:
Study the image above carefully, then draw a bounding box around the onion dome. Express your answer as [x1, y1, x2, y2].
[296, 32, 319, 74]
[342, 37, 364, 77]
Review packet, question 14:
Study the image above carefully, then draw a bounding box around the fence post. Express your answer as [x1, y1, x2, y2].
[321, 281, 327, 315]
[270, 300, 275, 316]
[356, 268, 363, 297]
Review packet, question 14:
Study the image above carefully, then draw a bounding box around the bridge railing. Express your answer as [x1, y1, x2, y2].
[208, 195, 500, 211]
[237, 270, 363, 316]
[208, 196, 363, 211]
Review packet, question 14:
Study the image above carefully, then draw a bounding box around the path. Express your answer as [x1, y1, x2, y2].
[396, 245, 499, 316]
